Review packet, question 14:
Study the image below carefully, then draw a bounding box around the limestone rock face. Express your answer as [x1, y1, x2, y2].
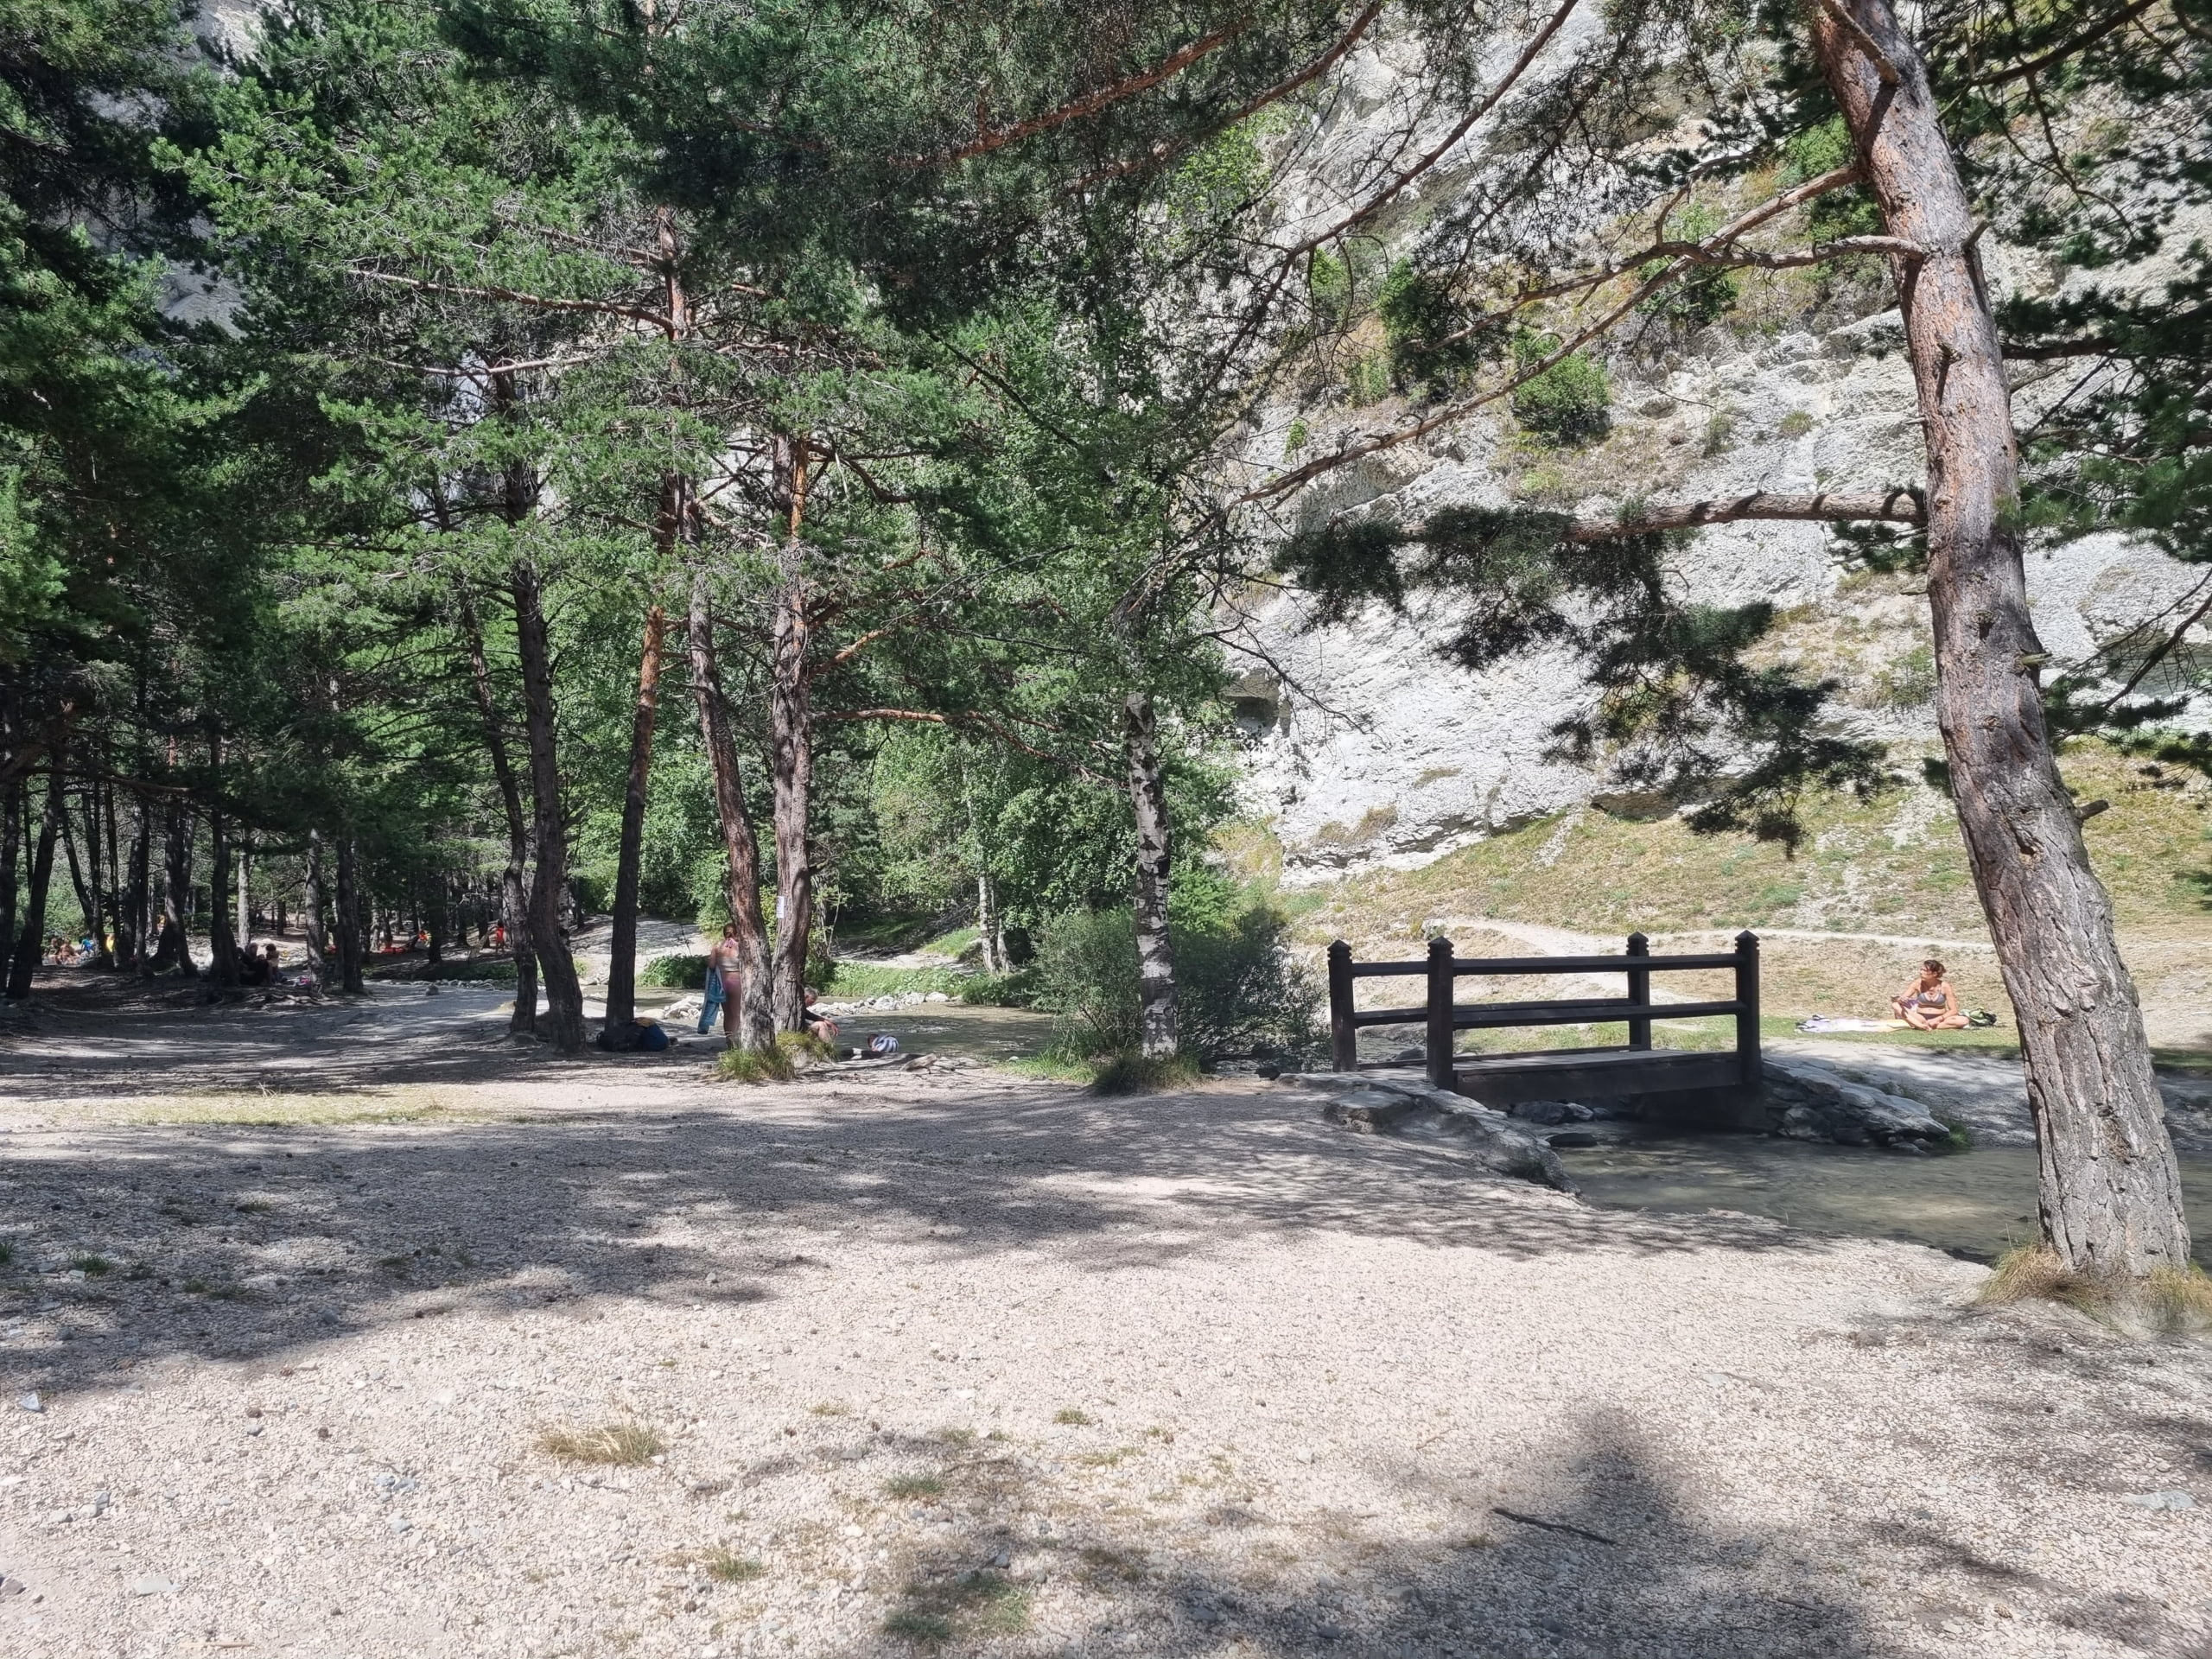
[1225, 51, 2211, 883]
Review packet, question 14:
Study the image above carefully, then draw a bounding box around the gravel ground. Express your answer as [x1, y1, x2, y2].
[1, 982, 2209, 1658]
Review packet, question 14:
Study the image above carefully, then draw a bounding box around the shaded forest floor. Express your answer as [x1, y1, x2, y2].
[1, 981, 2209, 1658]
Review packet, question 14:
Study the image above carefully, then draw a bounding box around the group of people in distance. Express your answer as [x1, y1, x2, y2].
[702, 922, 846, 1047]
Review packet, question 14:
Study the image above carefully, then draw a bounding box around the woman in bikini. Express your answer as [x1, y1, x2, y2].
[1891, 959, 1967, 1030]
[711, 923, 746, 1044]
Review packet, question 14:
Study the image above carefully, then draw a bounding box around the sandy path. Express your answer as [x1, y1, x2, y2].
[1, 995, 2209, 1659]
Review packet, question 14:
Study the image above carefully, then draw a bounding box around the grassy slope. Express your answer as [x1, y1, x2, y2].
[1280, 741, 2212, 1053]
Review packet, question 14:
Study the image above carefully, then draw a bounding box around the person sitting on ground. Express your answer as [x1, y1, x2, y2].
[802, 988, 839, 1046]
[240, 944, 270, 987]
[262, 943, 282, 982]
[1891, 959, 1967, 1031]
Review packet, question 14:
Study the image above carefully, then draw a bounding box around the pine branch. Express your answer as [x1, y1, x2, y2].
[350, 268, 674, 331]
[1962, 0, 2164, 86]
[1559, 491, 1925, 541]
[1070, 1, 1389, 190]
[898, 23, 1249, 167]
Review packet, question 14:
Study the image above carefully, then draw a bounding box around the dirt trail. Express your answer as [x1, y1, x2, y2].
[1, 984, 2208, 1659]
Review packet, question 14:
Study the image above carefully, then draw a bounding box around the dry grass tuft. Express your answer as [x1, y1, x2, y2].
[537, 1421, 666, 1465]
[703, 1549, 764, 1583]
[1980, 1244, 2212, 1334]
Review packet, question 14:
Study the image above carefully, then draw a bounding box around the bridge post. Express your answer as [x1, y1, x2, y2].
[1734, 931, 1763, 1090]
[1425, 935, 1456, 1090]
[1327, 940, 1356, 1071]
[1625, 931, 1651, 1051]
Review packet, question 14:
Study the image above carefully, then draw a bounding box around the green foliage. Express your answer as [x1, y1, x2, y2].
[1378, 260, 1489, 394]
[1510, 334, 1611, 445]
[1028, 887, 1317, 1062]
[1635, 203, 1739, 330]
[716, 1043, 795, 1084]
[823, 961, 968, 1000]
[640, 953, 711, 988]
[1781, 119, 1883, 244]
[1344, 351, 1391, 406]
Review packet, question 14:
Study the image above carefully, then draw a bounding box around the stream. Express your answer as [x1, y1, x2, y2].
[1557, 1128, 2212, 1265]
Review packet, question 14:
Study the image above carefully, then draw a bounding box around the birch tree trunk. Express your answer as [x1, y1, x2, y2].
[607, 605, 667, 1030]
[4, 757, 62, 1000]
[977, 874, 1004, 975]
[1814, 0, 2189, 1275]
[459, 588, 537, 1033]
[303, 828, 326, 987]
[1122, 692, 1178, 1060]
[768, 434, 816, 1033]
[511, 556, 586, 1052]
[687, 575, 774, 1050]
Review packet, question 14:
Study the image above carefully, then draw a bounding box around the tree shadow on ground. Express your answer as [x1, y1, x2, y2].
[2, 1060, 1840, 1397]
[856, 1409, 1890, 1658]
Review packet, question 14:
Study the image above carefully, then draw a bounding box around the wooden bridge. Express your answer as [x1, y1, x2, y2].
[1325, 931, 1762, 1104]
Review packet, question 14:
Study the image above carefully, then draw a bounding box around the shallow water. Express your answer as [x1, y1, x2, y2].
[1560, 1130, 2212, 1265]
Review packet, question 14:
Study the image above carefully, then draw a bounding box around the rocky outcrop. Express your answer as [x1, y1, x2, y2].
[1287, 1070, 1578, 1192]
[1760, 1055, 1955, 1147]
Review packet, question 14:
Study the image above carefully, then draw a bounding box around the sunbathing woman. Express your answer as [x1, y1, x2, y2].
[1891, 959, 1967, 1030]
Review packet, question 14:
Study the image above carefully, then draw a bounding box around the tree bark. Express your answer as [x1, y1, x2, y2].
[335, 834, 365, 994]
[155, 795, 193, 976]
[4, 759, 62, 1000]
[1122, 692, 1178, 1060]
[687, 574, 773, 1051]
[59, 795, 96, 954]
[977, 873, 1005, 974]
[1815, 0, 2189, 1275]
[511, 556, 586, 1052]
[0, 778, 19, 975]
[235, 835, 251, 949]
[606, 602, 667, 1029]
[122, 786, 148, 972]
[303, 828, 326, 987]
[459, 588, 537, 1032]
[207, 793, 238, 991]
[768, 434, 815, 1033]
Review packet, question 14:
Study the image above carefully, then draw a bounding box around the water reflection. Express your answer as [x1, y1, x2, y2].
[1560, 1130, 2212, 1265]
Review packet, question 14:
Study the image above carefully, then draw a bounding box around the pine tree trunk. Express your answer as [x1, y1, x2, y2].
[1122, 692, 1178, 1060]
[1815, 0, 2189, 1275]
[686, 575, 773, 1051]
[156, 798, 193, 976]
[0, 779, 19, 975]
[336, 835, 365, 995]
[511, 557, 585, 1052]
[768, 435, 815, 1033]
[59, 797, 95, 954]
[606, 603, 666, 1029]
[459, 587, 537, 1033]
[303, 829, 326, 986]
[4, 758, 62, 1000]
[122, 787, 148, 971]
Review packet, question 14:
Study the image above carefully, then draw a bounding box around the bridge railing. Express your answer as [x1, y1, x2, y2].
[1325, 931, 1761, 1093]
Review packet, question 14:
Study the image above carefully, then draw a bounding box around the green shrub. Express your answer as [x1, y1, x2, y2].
[1778, 410, 1816, 439]
[1635, 203, 1738, 330]
[1510, 333, 1611, 445]
[824, 962, 969, 1000]
[1344, 351, 1391, 406]
[1090, 1052, 1204, 1095]
[640, 952, 710, 988]
[1379, 259, 1489, 393]
[1028, 893, 1319, 1063]
[958, 969, 1039, 1007]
